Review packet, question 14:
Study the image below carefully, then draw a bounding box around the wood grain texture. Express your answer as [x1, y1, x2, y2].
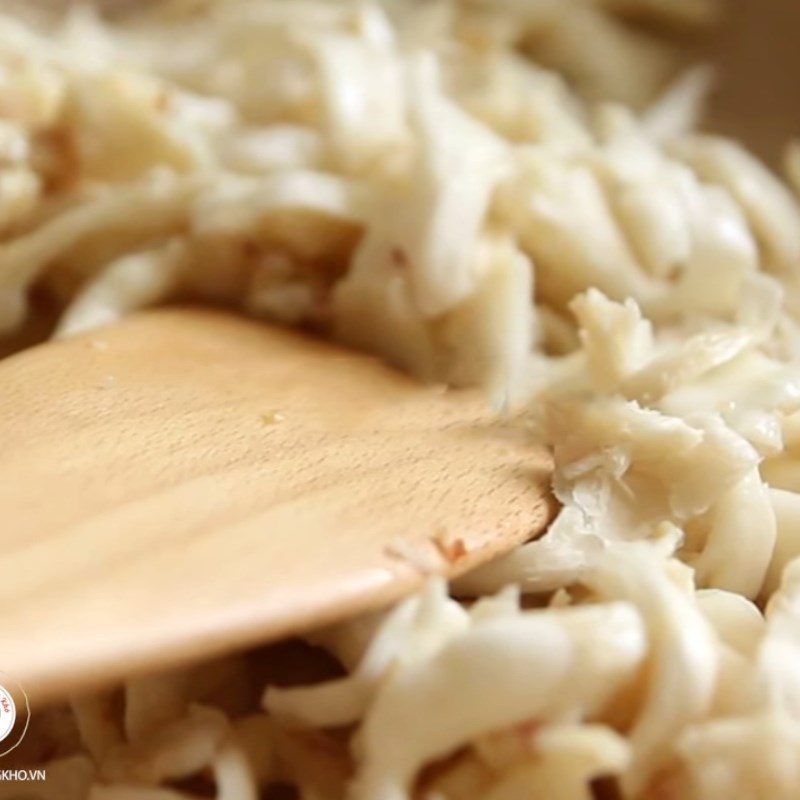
[0, 308, 552, 705]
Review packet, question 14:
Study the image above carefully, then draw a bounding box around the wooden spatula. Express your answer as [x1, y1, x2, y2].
[0, 308, 552, 705]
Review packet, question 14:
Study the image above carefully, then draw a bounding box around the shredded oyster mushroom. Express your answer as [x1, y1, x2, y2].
[3, 1, 800, 799]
